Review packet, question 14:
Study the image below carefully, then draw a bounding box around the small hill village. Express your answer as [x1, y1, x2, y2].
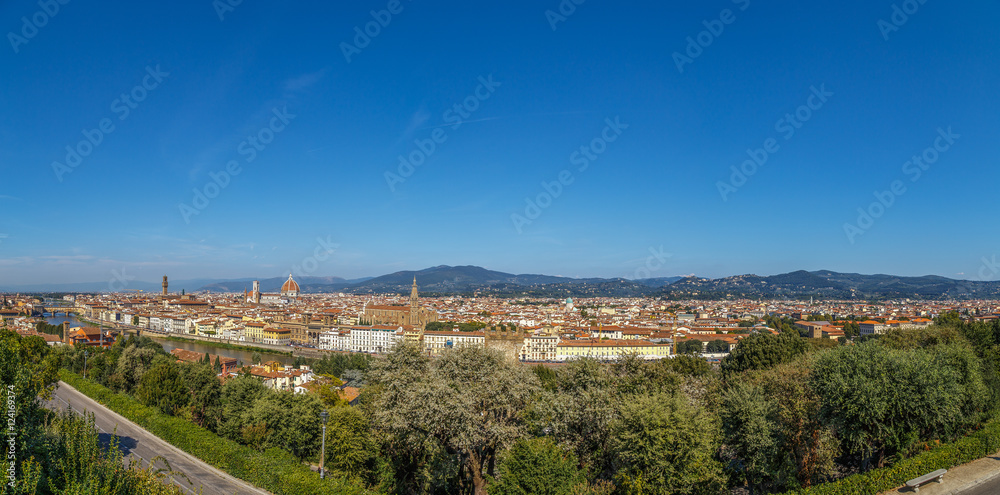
[4, 274, 1000, 399]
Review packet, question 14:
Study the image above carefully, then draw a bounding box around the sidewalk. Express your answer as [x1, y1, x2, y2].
[881, 453, 1000, 494]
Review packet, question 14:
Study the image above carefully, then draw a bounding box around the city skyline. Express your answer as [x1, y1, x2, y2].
[3, 2, 1000, 285]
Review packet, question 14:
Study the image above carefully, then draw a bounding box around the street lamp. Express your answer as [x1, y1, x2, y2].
[319, 409, 329, 479]
[83, 350, 88, 379]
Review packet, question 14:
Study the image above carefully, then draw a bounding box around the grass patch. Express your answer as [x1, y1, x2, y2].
[59, 370, 369, 495]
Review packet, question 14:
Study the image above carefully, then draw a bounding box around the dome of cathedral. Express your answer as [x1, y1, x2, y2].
[280, 274, 300, 294]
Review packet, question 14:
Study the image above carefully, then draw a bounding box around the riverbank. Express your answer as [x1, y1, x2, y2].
[54, 314, 345, 361]
[73, 315, 104, 326]
[150, 332, 332, 360]
[160, 334, 292, 356]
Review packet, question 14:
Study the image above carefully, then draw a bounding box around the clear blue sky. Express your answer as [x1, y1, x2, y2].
[1, 1, 998, 285]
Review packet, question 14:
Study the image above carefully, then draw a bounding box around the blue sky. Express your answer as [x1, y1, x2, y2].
[1, 1, 998, 286]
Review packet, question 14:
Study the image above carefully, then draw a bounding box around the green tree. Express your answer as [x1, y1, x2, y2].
[368, 342, 539, 495]
[488, 437, 586, 495]
[527, 358, 618, 479]
[313, 378, 347, 409]
[719, 380, 778, 491]
[0, 329, 60, 484]
[219, 375, 269, 441]
[239, 390, 324, 459]
[935, 311, 964, 327]
[111, 345, 157, 393]
[532, 364, 559, 392]
[657, 354, 711, 378]
[324, 406, 379, 485]
[611, 393, 726, 494]
[180, 362, 223, 431]
[705, 340, 729, 353]
[135, 361, 190, 415]
[811, 340, 987, 469]
[841, 321, 860, 338]
[610, 353, 680, 397]
[720, 360, 838, 491]
[39, 411, 183, 494]
[251, 351, 262, 365]
[676, 340, 703, 355]
[720, 331, 806, 376]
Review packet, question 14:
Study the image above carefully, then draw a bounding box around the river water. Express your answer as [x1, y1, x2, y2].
[45, 314, 293, 366]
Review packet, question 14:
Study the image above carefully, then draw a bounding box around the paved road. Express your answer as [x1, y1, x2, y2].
[958, 466, 1000, 495]
[44, 381, 269, 495]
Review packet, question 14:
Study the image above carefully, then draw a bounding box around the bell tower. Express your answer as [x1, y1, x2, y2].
[162, 275, 168, 296]
[410, 276, 419, 325]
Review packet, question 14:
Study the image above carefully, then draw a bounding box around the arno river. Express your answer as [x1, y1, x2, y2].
[45, 313, 294, 366]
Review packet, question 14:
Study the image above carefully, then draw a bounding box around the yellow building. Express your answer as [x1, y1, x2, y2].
[555, 339, 671, 361]
[196, 319, 218, 336]
[262, 327, 291, 346]
[244, 321, 265, 342]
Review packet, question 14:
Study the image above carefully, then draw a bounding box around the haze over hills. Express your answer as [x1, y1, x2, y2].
[5, 265, 998, 300]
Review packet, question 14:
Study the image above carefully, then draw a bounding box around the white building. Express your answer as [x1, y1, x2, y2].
[319, 329, 352, 351]
[350, 326, 404, 354]
[423, 330, 485, 356]
[520, 334, 560, 361]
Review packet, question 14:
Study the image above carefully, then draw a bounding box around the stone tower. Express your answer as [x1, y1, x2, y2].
[410, 276, 419, 325]
[162, 276, 168, 295]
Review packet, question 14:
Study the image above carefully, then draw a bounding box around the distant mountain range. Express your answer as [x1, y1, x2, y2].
[4, 266, 998, 300]
[661, 270, 1000, 300]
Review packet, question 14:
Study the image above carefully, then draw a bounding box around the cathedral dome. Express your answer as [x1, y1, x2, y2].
[280, 274, 300, 294]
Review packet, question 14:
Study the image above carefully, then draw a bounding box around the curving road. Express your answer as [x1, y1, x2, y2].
[43, 381, 269, 495]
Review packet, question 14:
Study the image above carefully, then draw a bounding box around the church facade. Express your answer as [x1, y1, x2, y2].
[363, 277, 438, 328]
